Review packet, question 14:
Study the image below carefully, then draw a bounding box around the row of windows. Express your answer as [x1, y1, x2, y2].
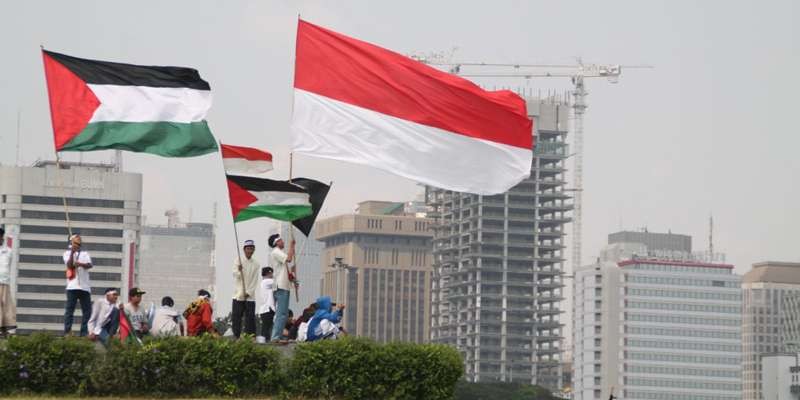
[627, 287, 741, 301]
[363, 247, 380, 264]
[21, 210, 124, 223]
[19, 254, 122, 267]
[17, 314, 83, 324]
[626, 351, 740, 365]
[626, 263, 731, 275]
[626, 338, 740, 353]
[20, 225, 123, 238]
[626, 364, 740, 378]
[20, 240, 122, 253]
[22, 195, 124, 209]
[367, 219, 383, 229]
[627, 275, 739, 288]
[626, 300, 740, 314]
[625, 390, 740, 400]
[17, 269, 121, 281]
[17, 284, 109, 296]
[627, 326, 740, 340]
[625, 377, 741, 391]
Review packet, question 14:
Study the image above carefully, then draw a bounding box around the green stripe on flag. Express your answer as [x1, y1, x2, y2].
[235, 204, 313, 223]
[61, 121, 218, 157]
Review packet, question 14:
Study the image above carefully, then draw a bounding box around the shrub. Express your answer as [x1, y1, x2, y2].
[289, 337, 463, 400]
[0, 333, 95, 395]
[89, 335, 284, 396]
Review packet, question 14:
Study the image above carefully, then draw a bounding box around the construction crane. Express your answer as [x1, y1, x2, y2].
[415, 56, 652, 275]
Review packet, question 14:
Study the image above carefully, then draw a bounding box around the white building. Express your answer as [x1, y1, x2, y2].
[573, 232, 742, 400]
[761, 354, 800, 400]
[742, 261, 800, 400]
[0, 161, 142, 334]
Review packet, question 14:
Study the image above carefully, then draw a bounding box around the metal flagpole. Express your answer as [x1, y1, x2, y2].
[218, 140, 247, 300]
[288, 153, 300, 303]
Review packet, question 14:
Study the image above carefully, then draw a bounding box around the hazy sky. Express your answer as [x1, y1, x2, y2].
[1, 0, 797, 313]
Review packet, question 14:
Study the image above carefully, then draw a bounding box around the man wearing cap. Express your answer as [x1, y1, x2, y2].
[268, 233, 295, 341]
[123, 287, 149, 338]
[0, 227, 17, 336]
[185, 289, 215, 336]
[232, 240, 260, 339]
[87, 288, 120, 345]
[63, 234, 93, 336]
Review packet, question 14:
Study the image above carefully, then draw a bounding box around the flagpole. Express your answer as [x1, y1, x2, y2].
[288, 153, 299, 302]
[42, 45, 74, 238]
[218, 140, 248, 300]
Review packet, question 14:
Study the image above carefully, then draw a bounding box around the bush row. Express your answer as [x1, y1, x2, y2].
[0, 333, 464, 399]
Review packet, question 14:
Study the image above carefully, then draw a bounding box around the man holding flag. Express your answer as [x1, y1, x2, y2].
[231, 240, 260, 339]
[268, 233, 295, 342]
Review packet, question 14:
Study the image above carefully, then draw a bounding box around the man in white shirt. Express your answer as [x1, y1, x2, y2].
[258, 267, 275, 341]
[232, 239, 260, 339]
[63, 234, 92, 336]
[0, 227, 17, 336]
[87, 288, 120, 344]
[151, 296, 184, 337]
[268, 233, 295, 341]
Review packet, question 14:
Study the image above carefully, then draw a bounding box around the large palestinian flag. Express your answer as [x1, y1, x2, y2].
[42, 50, 217, 157]
[226, 175, 313, 223]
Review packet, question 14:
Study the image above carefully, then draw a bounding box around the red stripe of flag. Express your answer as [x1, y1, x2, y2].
[221, 143, 272, 162]
[294, 19, 533, 150]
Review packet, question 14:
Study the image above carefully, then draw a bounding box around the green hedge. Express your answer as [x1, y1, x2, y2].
[0, 334, 463, 399]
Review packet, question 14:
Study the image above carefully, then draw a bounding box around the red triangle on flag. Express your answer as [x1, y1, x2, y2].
[226, 178, 258, 220]
[42, 51, 101, 150]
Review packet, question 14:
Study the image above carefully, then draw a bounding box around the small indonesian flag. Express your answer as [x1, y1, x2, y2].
[290, 20, 534, 195]
[226, 175, 313, 223]
[42, 50, 218, 158]
[221, 143, 273, 175]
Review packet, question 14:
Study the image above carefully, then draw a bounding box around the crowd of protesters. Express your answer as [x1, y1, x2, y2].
[0, 228, 344, 345]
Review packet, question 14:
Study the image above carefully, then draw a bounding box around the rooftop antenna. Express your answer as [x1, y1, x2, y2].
[15, 109, 21, 166]
[709, 214, 714, 259]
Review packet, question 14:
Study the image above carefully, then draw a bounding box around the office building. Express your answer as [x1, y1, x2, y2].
[742, 261, 800, 400]
[279, 223, 324, 309]
[316, 200, 432, 343]
[0, 161, 142, 334]
[427, 98, 571, 388]
[574, 231, 742, 400]
[761, 354, 800, 400]
[137, 210, 215, 311]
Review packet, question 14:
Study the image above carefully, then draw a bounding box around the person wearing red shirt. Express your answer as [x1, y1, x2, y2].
[184, 289, 216, 337]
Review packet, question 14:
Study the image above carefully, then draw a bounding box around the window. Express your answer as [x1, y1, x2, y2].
[19, 254, 122, 267]
[22, 195, 124, 209]
[17, 269, 121, 281]
[21, 210, 123, 223]
[20, 240, 122, 252]
[20, 225, 123, 238]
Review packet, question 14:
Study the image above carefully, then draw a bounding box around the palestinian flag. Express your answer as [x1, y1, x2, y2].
[226, 175, 313, 223]
[290, 178, 331, 236]
[118, 308, 142, 345]
[221, 143, 273, 174]
[42, 50, 218, 157]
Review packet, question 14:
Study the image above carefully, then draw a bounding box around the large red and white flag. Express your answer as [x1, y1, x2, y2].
[290, 20, 534, 195]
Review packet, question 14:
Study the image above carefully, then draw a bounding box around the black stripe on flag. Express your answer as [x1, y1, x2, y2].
[289, 178, 331, 237]
[43, 50, 210, 90]
[226, 175, 307, 193]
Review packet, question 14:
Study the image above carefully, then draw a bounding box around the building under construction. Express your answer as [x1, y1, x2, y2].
[427, 97, 571, 389]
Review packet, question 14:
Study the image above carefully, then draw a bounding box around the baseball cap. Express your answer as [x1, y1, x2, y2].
[128, 287, 146, 297]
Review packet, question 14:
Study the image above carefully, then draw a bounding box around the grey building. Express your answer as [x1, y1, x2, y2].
[137, 213, 215, 312]
[0, 161, 142, 334]
[742, 261, 800, 400]
[607, 230, 691, 254]
[427, 98, 571, 389]
[279, 223, 323, 309]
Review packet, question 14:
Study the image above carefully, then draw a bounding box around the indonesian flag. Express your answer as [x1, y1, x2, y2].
[42, 50, 218, 157]
[290, 20, 534, 195]
[226, 175, 313, 223]
[221, 143, 273, 175]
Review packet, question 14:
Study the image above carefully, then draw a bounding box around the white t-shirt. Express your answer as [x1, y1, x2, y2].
[63, 248, 92, 293]
[151, 306, 182, 337]
[258, 277, 275, 314]
[0, 243, 12, 285]
[124, 303, 147, 332]
[270, 247, 292, 291]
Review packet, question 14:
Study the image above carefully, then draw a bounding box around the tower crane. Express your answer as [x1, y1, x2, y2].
[415, 56, 652, 275]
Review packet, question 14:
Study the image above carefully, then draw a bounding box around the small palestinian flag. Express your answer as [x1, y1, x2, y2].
[221, 143, 273, 175]
[42, 50, 218, 157]
[226, 175, 313, 223]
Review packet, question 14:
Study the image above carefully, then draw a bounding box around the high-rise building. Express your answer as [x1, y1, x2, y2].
[137, 210, 215, 312]
[315, 200, 432, 343]
[573, 231, 742, 400]
[761, 354, 800, 400]
[0, 161, 142, 334]
[742, 261, 800, 400]
[279, 223, 324, 309]
[427, 98, 571, 388]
